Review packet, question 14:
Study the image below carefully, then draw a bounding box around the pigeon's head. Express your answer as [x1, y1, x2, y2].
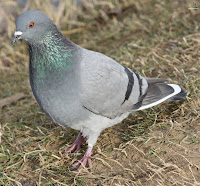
[12, 10, 57, 45]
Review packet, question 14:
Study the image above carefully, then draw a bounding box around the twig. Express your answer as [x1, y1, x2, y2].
[0, 93, 26, 110]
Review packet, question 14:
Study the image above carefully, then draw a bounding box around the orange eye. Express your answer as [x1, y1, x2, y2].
[29, 22, 34, 28]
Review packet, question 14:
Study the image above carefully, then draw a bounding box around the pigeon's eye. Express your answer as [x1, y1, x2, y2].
[29, 22, 34, 28]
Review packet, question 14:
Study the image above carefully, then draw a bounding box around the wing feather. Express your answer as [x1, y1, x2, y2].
[79, 48, 148, 118]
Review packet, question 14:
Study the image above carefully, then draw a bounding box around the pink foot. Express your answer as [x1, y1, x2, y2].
[66, 132, 85, 153]
[71, 146, 93, 172]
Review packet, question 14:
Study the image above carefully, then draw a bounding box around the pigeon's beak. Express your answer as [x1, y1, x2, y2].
[11, 31, 23, 45]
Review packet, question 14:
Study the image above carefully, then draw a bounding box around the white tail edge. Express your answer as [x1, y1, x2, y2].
[136, 84, 182, 111]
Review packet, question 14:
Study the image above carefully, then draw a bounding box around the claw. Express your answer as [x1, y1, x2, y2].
[65, 132, 85, 154]
[71, 146, 93, 172]
[64, 132, 93, 172]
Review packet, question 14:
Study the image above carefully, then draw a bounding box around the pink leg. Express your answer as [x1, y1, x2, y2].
[71, 145, 93, 172]
[66, 132, 85, 153]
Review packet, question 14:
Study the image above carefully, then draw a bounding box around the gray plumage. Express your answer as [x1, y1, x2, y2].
[12, 10, 187, 171]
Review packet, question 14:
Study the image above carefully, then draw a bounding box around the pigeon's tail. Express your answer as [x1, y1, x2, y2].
[166, 86, 188, 101]
[136, 78, 187, 111]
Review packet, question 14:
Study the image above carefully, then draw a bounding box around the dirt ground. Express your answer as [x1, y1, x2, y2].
[0, 0, 200, 185]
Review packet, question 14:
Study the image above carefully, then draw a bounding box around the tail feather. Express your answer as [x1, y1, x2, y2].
[145, 77, 169, 84]
[167, 86, 187, 101]
[135, 79, 187, 111]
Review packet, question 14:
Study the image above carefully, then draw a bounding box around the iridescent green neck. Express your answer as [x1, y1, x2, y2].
[29, 30, 77, 83]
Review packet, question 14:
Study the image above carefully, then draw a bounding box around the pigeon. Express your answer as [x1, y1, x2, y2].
[12, 10, 187, 172]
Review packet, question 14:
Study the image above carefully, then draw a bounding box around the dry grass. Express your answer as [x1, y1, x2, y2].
[0, 0, 200, 185]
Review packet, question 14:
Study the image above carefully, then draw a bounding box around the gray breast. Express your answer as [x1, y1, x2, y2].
[30, 62, 90, 129]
